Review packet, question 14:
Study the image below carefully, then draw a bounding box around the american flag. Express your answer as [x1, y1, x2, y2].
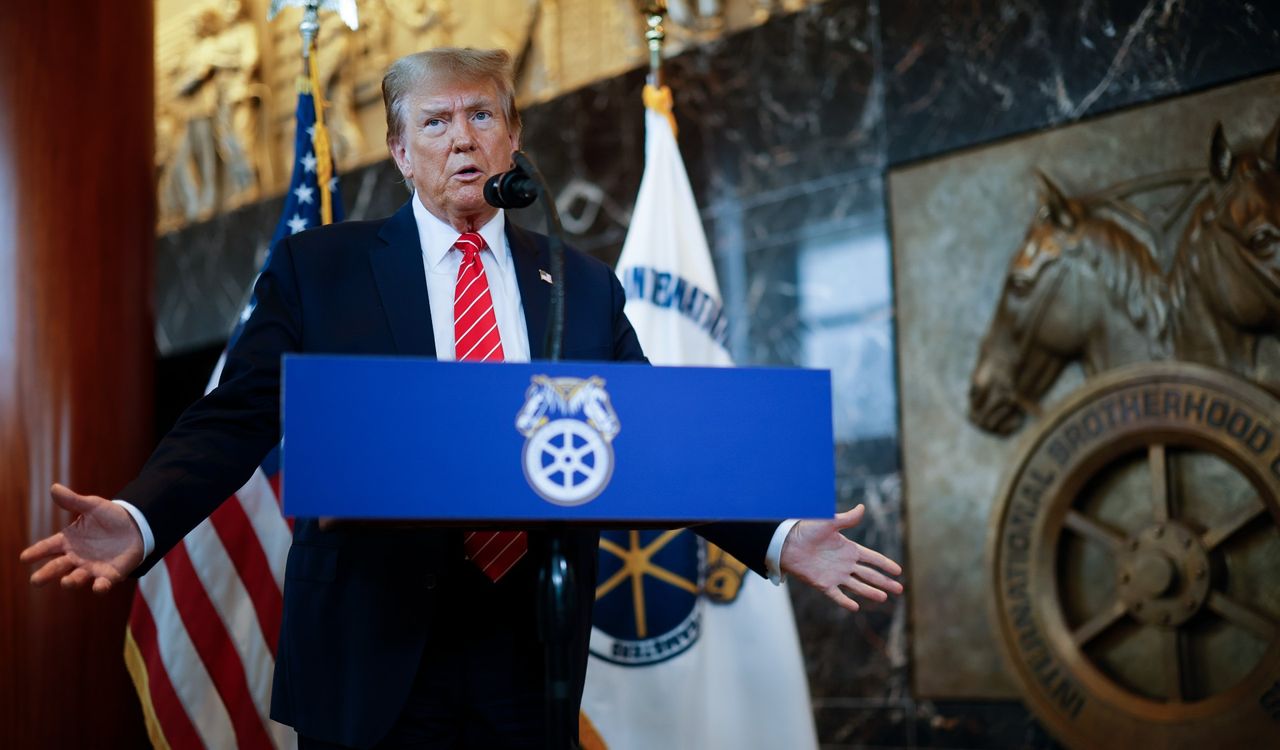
[123, 78, 343, 750]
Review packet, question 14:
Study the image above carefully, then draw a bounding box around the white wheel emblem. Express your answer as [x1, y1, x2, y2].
[515, 376, 620, 507]
[523, 418, 613, 506]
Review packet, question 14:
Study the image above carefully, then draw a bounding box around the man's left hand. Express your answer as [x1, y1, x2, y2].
[780, 504, 903, 613]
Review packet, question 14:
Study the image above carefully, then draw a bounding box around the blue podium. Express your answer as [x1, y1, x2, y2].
[282, 355, 835, 522]
[281, 354, 834, 749]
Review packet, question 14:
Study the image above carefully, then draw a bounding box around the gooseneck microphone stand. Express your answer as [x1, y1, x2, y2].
[484, 151, 575, 750]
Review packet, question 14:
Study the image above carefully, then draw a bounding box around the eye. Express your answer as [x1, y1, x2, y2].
[424, 117, 444, 129]
[1248, 227, 1278, 255]
[1009, 273, 1035, 296]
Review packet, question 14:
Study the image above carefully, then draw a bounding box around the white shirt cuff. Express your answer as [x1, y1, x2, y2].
[113, 500, 155, 559]
[764, 518, 800, 585]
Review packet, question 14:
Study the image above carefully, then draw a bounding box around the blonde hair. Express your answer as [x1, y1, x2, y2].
[381, 48, 521, 146]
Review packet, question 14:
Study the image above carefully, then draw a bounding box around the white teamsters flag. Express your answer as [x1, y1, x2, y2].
[579, 86, 818, 750]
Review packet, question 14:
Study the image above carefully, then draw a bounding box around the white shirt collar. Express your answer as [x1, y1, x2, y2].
[410, 194, 508, 273]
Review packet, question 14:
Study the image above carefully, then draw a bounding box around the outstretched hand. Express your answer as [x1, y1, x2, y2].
[19, 484, 144, 594]
[780, 504, 903, 613]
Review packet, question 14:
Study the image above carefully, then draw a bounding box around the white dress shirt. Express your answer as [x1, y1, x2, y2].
[411, 197, 530, 363]
[119, 195, 792, 582]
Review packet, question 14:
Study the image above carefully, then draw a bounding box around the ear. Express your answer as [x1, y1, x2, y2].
[387, 136, 412, 180]
[508, 135, 520, 168]
[1210, 123, 1234, 183]
[1035, 170, 1075, 230]
[1263, 116, 1280, 167]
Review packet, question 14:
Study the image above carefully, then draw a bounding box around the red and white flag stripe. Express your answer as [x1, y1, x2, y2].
[124, 467, 296, 750]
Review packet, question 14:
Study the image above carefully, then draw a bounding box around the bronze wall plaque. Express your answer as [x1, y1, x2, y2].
[889, 72, 1280, 704]
[987, 363, 1279, 746]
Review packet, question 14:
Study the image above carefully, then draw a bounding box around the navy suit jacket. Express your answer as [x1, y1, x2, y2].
[121, 201, 778, 747]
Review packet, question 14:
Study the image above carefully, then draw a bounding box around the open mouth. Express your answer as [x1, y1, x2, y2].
[453, 166, 483, 179]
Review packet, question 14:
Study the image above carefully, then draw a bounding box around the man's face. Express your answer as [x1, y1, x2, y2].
[389, 76, 519, 230]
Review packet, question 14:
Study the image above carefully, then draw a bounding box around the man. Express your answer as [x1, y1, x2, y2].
[21, 49, 902, 749]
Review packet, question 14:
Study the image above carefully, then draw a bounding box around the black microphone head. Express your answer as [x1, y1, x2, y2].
[484, 168, 538, 209]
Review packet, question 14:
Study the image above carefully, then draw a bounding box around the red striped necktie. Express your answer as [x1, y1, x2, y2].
[453, 231, 527, 582]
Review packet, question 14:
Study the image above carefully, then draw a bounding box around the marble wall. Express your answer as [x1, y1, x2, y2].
[153, 1, 1280, 747]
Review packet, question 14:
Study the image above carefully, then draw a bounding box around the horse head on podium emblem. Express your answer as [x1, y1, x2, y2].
[515, 375, 620, 506]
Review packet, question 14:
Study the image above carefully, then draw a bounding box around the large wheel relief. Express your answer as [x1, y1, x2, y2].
[989, 363, 1280, 747]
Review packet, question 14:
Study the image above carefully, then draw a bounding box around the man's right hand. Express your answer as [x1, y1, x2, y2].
[19, 483, 145, 594]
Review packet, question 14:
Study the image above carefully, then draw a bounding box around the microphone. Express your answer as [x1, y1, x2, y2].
[484, 163, 538, 208]
[487, 150, 566, 362]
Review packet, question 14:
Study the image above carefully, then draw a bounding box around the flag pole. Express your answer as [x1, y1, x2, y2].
[268, 0, 354, 225]
[642, 1, 667, 88]
[300, 2, 336, 224]
[298, 0, 321, 52]
[639, 2, 678, 138]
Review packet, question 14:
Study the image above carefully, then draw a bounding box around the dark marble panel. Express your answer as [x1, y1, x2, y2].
[812, 701, 914, 749]
[791, 471, 905, 704]
[812, 699, 1060, 749]
[510, 0, 881, 265]
[153, 160, 406, 355]
[154, 198, 279, 354]
[507, 67, 648, 265]
[915, 701, 1061, 750]
[665, 0, 882, 208]
[883, 0, 1280, 165]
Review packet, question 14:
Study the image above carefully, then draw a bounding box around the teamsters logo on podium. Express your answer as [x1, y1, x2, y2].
[515, 375, 620, 506]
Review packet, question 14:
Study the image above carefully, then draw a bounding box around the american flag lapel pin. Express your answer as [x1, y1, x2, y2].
[539, 269, 553, 284]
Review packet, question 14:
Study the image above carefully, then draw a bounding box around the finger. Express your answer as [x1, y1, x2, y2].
[30, 556, 76, 586]
[50, 483, 101, 515]
[61, 568, 93, 589]
[842, 576, 889, 603]
[856, 543, 902, 576]
[92, 577, 115, 594]
[853, 563, 904, 594]
[19, 533, 66, 563]
[825, 585, 861, 614]
[832, 504, 866, 530]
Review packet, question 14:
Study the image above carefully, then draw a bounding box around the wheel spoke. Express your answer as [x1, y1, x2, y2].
[1206, 591, 1279, 641]
[1166, 627, 1188, 703]
[1072, 599, 1127, 647]
[1149, 443, 1170, 523]
[538, 464, 565, 484]
[1064, 510, 1125, 551]
[1201, 497, 1267, 551]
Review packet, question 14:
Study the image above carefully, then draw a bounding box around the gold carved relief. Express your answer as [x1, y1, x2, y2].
[154, 0, 823, 233]
[157, 0, 265, 229]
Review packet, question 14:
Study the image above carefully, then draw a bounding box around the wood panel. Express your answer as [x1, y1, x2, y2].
[1, 3, 155, 747]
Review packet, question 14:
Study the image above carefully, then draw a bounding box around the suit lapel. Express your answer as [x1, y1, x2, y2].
[507, 221, 550, 359]
[370, 200, 437, 357]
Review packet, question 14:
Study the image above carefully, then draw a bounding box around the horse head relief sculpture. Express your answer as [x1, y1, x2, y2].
[968, 117, 1280, 436]
[1169, 119, 1280, 385]
[968, 172, 1170, 435]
